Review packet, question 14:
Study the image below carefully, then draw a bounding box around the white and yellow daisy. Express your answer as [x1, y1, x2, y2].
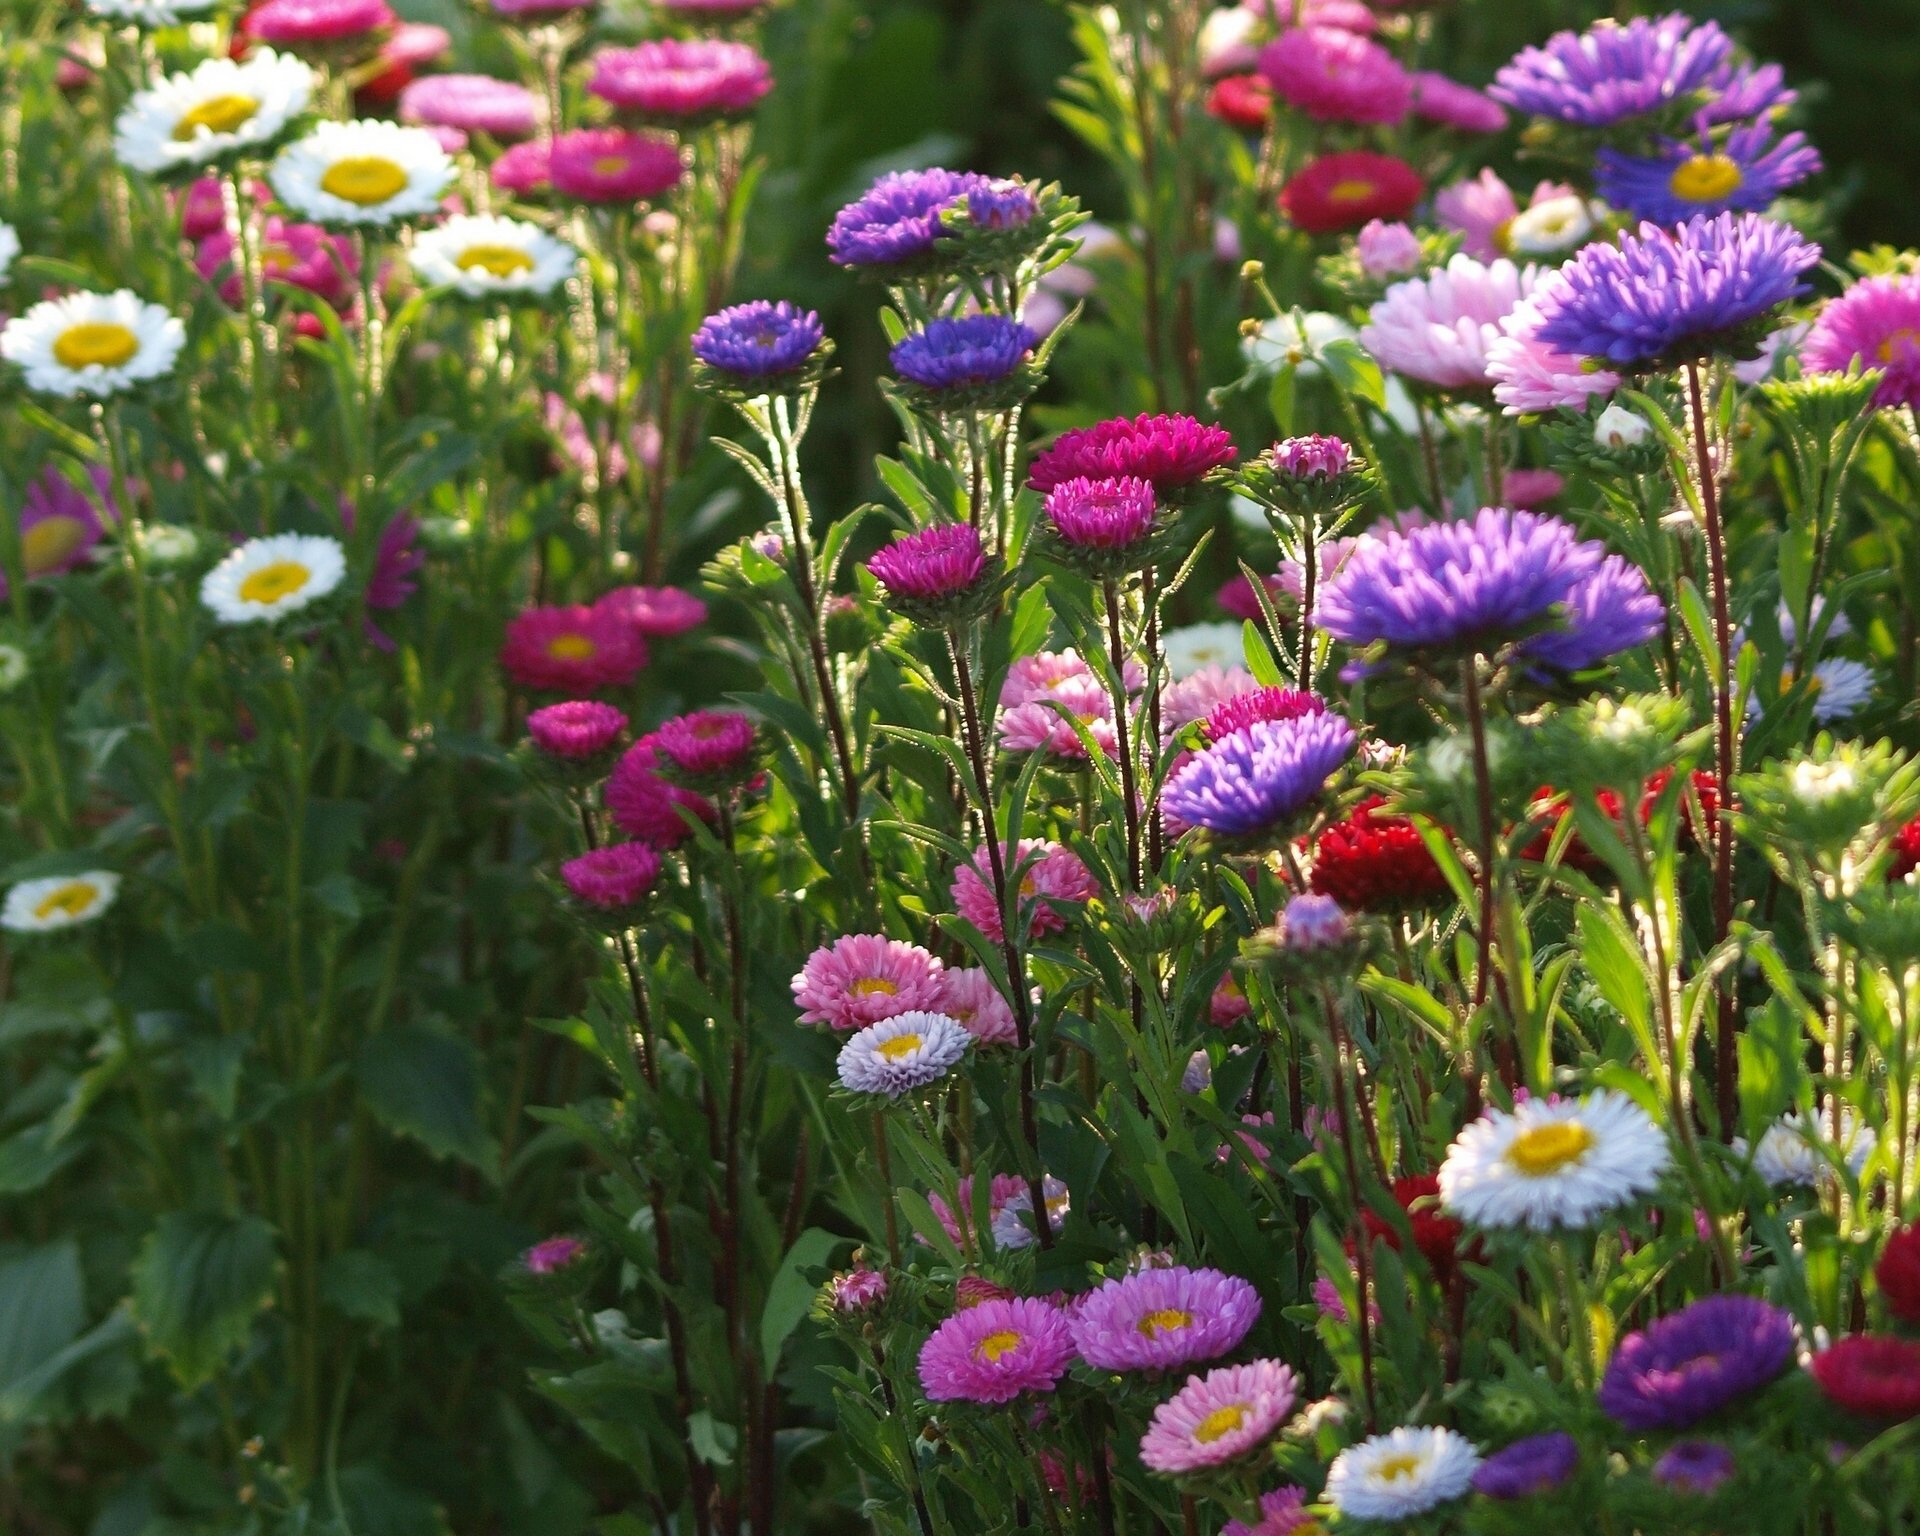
[1162, 621, 1246, 680]
[1, 872, 121, 934]
[1738, 1109, 1876, 1189]
[114, 49, 315, 177]
[1506, 194, 1603, 257]
[1325, 1425, 1481, 1523]
[1438, 1088, 1669, 1231]
[410, 214, 578, 299]
[85, 0, 219, 25]
[0, 221, 19, 285]
[0, 290, 185, 399]
[270, 120, 455, 228]
[199, 533, 346, 625]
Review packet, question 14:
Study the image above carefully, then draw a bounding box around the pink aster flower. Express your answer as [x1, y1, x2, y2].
[650, 709, 755, 784]
[499, 604, 646, 694]
[867, 523, 989, 604]
[1210, 972, 1251, 1027]
[1070, 1265, 1261, 1372]
[524, 1235, 588, 1274]
[952, 839, 1097, 943]
[179, 177, 236, 241]
[527, 700, 627, 758]
[1222, 1113, 1276, 1168]
[1044, 474, 1159, 550]
[1357, 218, 1423, 280]
[400, 73, 540, 139]
[1162, 665, 1260, 736]
[1224, 1487, 1317, 1536]
[245, 0, 393, 46]
[197, 218, 356, 309]
[595, 584, 707, 639]
[934, 967, 1017, 1046]
[1202, 686, 1325, 744]
[1139, 1360, 1299, 1474]
[791, 933, 947, 1032]
[828, 1267, 888, 1313]
[1258, 27, 1412, 125]
[604, 740, 715, 848]
[549, 128, 683, 204]
[588, 39, 773, 121]
[1504, 468, 1565, 507]
[927, 1174, 1026, 1248]
[1001, 648, 1143, 707]
[1803, 272, 1920, 409]
[917, 1297, 1079, 1404]
[1433, 169, 1518, 260]
[1409, 71, 1507, 133]
[492, 138, 554, 196]
[1028, 414, 1237, 500]
[492, 0, 594, 15]
[562, 840, 662, 910]
[1361, 254, 1542, 390]
[1487, 292, 1622, 415]
[997, 677, 1117, 761]
[5, 466, 111, 600]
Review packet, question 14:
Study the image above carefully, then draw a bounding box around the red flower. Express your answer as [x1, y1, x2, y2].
[1524, 769, 1723, 870]
[1207, 73, 1273, 131]
[1306, 795, 1449, 911]
[1890, 818, 1920, 882]
[1809, 1335, 1920, 1421]
[1360, 1174, 1466, 1279]
[1277, 151, 1423, 235]
[1878, 1224, 1920, 1324]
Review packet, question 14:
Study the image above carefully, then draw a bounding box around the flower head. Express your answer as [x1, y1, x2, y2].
[1278, 151, 1423, 235]
[1440, 1088, 1670, 1231]
[951, 839, 1095, 943]
[399, 73, 539, 139]
[523, 1235, 588, 1275]
[1208, 73, 1274, 131]
[792, 933, 946, 1032]
[917, 1297, 1078, 1404]
[244, 0, 393, 46]
[6, 467, 111, 598]
[693, 300, 825, 380]
[561, 842, 662, 911]
[411, 214, 578, 298]
[926, 1173, 1026, 1249]
[1803, 272, 1920, 410]
[827, 168, 990, 269]
[1739, 1109, 1875, 1188]
[866, 523, 991, 618]
[827, 1266, 888, 1314]
[1201, 687, 1325, 745]
[588, 39, 773, 122]
[1472, 1431, 1578, 1499]
[935, 967, 1016, 1046]
[605, 740, 714, 847]
[890, 315, 1035, 392]
[1002, 648, 1141, 705]
[1598, 1294, 1796, 1429]
[115, 49, 315, 176]
[1164, 712, 1355, 841]
[491, 139, 553, 196]
[1491, 14, 1739, 128]
[201, 533, 347, 625]
[1809, 1335, 1920, 1421]
[1139, 1360, 1299, 1474]
[1222, 1488, 1317, 1536]
[1361, 255, 1541, 391]
[1069, 1266, 1260, 1372]
[549, 128, 683, 204]
[1271, 434, 1353, 481]
[1878, 1224, 1920, 1324]
[1653, 1441, 1737, 1494]
[1597, 122, 1819, 227]
[1409, 70, 1506, 132]
[499, 605, 646, 694]
[1488, 295, 1623, 415]
[595, 585, 707, 640]
[198, 218, 356, 309]
[527, 700, 627, 759]
[1356, 219, 1423, 280]
[837, 1011, 972, 1097]
[1326, 1425, 1480, 1522]
[1307, 795, 1448, 911]
[1030, 414, 1236, 500]
[270, 119, 453, 226]
[1258, 27, 1411, 125]
[2, 873, 121, 934]
[2, 290, 185, 399]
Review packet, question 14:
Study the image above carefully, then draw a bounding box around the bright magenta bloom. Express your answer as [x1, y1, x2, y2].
[549, 129, 683, 204]
[527, 700, 627, 759]
[588, 39, 773, 121]
[604, 740, 716, 848]
[499, 605, 646, 694]
[245, 0, 393, 45]
[1259, 27, 1412, 125]
[561, 841, 662, 910]
[595, 585, 708, 639]
[917, 1297, 1078, 1404]
[1803, 272, 1920, 409]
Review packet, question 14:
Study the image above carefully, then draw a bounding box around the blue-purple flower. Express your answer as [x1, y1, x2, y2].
[1596, 122, 1820, 227]
[965, 178, 1038, 231]
[1163, 711, 1355, 840]
[891, 315, 1036, 392]
[1472, 1432, 1579, 1500]
[692, 299, 825, 379]
[1652, 1441, 1737, 1494]
[1530, 212, 1819, 369]
[1598, 1294, 1796, 1430]
[827, 167, 988, 268]
[1491, 14, 1783, 130]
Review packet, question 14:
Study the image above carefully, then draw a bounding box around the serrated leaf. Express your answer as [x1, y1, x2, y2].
[129, 1212, 278, 1387]
[356, 1027, 497, 1175]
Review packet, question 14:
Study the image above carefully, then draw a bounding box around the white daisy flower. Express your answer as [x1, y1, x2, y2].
[1243, 310, 1357, 378]
[199, 533, 346, 625]
[0, 290, 185, 399]
[1162, 621, 1246, 680]
[84, 0, 219, 25]
[114, 49, 315, 176]
[1738, 1110, 1876, 1189]
[990, 1175, 1071, 1250]
[1506, 194, 1602, 256]
[0, 643, 28, 693]
[1439, 1089, 1670, 1231]
[0, 221, 19, 285]
[835, 1010, 971, 1098]
[410, 214, 578, 299]
[137, 523, 200, 568]
[270, 120, 455, 227]
[2, 872, 121, 933]
[1325, 1425, 1481, 1523]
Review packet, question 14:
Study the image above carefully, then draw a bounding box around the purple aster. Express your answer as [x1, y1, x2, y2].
[1490, 14, 1735, 129]
[1698, 60, 1795, 125]
[1530, 212, 1819, 369]
[827, 167, 989, 268]
[692, 300, 825, 379]
[1472, 1432, 1579, 1499]
[890, 315, 1036, 391]
[1521, 553, 1665, 673]
[1598, 1294, 1796, 1430]
[1271, 434, 1352, 481]
[1276, 893, 1350, 951]
[4, 465, 111, 599]
[1596, 122, 1821, 227]
[965, 178, 1037, 230]
[1163, 712, 1355, 840]
[1653, 1441, 1736, 1494]
[1029, 413, 1237, 498]
[1043, 475, 1158, 549]
[1068, 1265, 1261, 1372]
[866, 522, 989, 602]
[917, 1296, 1079, 1404]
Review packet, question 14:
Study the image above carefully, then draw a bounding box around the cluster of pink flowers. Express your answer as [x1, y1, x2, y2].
[790, 933, 1017, 1045]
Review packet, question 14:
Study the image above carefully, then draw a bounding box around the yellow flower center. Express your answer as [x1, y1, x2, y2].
[1373, 1452, 1425, 1483]
[1781, 667, 1824, 695]
[33, 881, 98, 921]
[1491, 215, 1517, 254]
[1326, 178, 1379, 205]
[21, 516, 90, 576]
[1135, 1308, 1192, 1339]
[546, 633, 598, 660]
[53, 322, 139, 370]
[261, 244, 297, 275]
[973, 1330, 1021, 1364]
[454, 244, 537, 279]
[1668, 153, 1743, 204]
[592, 155, 631, 176]
[320, 156, 409, 207]
[874, 1033, 923, 1062]
[1507, 1120, 1595, 1177]
[173, 93, 259, 140]
[1877, 327, 1920, 364]
[1191, 1403, 1247, 1444]
[237, 560, 312, 605]
[849, 977, 898, 999]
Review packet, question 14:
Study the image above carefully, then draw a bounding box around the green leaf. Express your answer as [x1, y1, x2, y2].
[0, 1123, 84, 1195]
[356, 1026, 497, 1175]
[759, 1227, 847, 1372]
[0, 1241, 86, 1421]
[129, 1212, 279, 1387]
[320, 1249, 402, 1330]
[686, 1410, 737, 1467]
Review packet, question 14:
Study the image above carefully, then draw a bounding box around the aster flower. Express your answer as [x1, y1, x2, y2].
[595, 585, 707, 640]
[649, 710, 757, 791]
[1434, 168, 1523, 261]
[1306, 795, 1449, 911]
[561, 842, 662, 913]
[1069, 1265, 1260, 1372]
[1491, 14, 1738, 129]
[1359, 1172, 1467, 1280]
[890, 315, 1036, 395]
[1361, 255, 1541, 391]
[926, 1173, 1026, 1249]
[1488, 294, 1623, 415]
[1878, 1224, 1920, 1323]
[411, 215, 578, 299]
[837, 1011, 972, 1098]
[1271, 893, 1351, 953]
[1163, 712, 1355, 842]
[1222, 1488, 1316, 1536]
[827, 168, 991, 270]
[792, 933, 946, 1032]
[527, 700, 627, 760]
[605, 741, 715, 848]
[827, 1266, 888, 1314]
[1598, 1294, 1796, 1429]
[244, 0, 394, 47]
[1201, 686, 1325, 744]
[548, 129, 683, 204]
[1803, 272, 1920, 410]
[198, 218, 356, 309]
[399, 73, 539, 139]
[1440, 1088, 1670, 1231]
[1472, 1432, 1578, 1499]
[1278, 151, 1424, 235]
[1599, 122, 1819, 229]
[1028, 413, 1236, 500]
[1001, 648, 1142, 705]
[1809, 1335, 1920, 1421]
[1653, 1441, 1737, 1493]
[1325, 1425, 1480, 1521]
[951, 839, 1095, 943]
[2, 290, 185, 399]
[692, 300, 825, 382]
[360, 22, 451, 103]
[1258, 27, 1412, 125]
[1530, 212, 1819, 370]
[1356, 219, 1423, 280]
[1208, 73, 1274, 131]
[201, 534, 347, 625]
[491, 139, 553, 197]
[114, 49, 315, 176]
[989, 1177, 1071, 1250]
[587, 39, 773, 123]
[1509, 194, 1603, 258]
[499, 604, 646, 694]
[2, 872, 121, 934]
[934, 968, 1016, 1046]
[1138, 1360, 1298, 1474]
[522, 1235, 588, 1275]
[865, 523, 997, 627]
[270, 120, 454, 227]
[997, 677, 1117, 761]
[1163, 665, 1260, 734]
[1038, 475, 1161, 577]
[1162, 621, 1252, 680]
[1737, 1109, 1876, 1188]
[1210, 972, 1251, 1028]
[1409, 70, 1506, 133]
[917, 1297, 1077, 1404]
[3, 467, 110, 600]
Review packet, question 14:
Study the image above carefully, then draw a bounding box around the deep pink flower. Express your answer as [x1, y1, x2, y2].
[357, 22, 451, 102]
[549, 129, 683, 204]
[1503, 468, 1565, 507]
[523, 1235, 588, 1274]
[917, 1297, 1079, 1404]
[651, 709, 756, 782]
[1029, 415, 1236, 499]
[1808, 1335, 1920, 1421]
[952, 839, 1096, 943]
[1803, 272, 1920, 409]
[1210, 971, 1251, 1027]
[791, 933, 947, 1031]
[4, 466, 111, 600]
[499, 604, 647, 694]
[1409, 71, 1507, 132]
[245, 0, 394, 46]
[400, 74, 539, 139]
[197, 218, 357, 308]
[1278, 151, 1424, 235]
[562, 841, 662, 909]
[1161, 665, 1260, 734]
[492, 139, 554, 196]
[527, 700, 627, 759]
[1043, 474, 1158, 549]
[605, 740, 715, 848]
[1202, 686, 1325, 744]
[1259, 27, 1411, 125]
[179, 177, 237, 241]
[588, 39, 773, 121]
[867, 523, 988, 603]
[595, 584, 708, 639]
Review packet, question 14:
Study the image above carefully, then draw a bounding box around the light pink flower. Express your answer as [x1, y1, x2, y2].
[1487, 291, 1621, 415]
[952, 839, 1096, 943]
[1409, 71, 1507, 133]
[791, 933, 947, 1032]
[936, 967, 1017, 1045]
[1361, 254, 1541, 390]
[1356, 219, 1423, 280]
[1139, 1360, 1299, 1474]
[1001, 648, 1142, 707]
[997, 677, 1117, 760]
[1161, 665, 1259, 737]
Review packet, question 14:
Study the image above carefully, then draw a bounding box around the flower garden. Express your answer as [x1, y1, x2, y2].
[4, 0, 1920, 1530]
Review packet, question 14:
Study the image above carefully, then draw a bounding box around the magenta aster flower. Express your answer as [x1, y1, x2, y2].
[5, 466, 111, 599]
[197, 218, 356, 309]
[400, 74, 539, 138]
[1409, 70, 1506, 132]
[1201, 686, 1325, 744]
[1223, 1488, 1317, 1536]
[828, 1267, 888, 1313]
[866, 522, 989, 610]
[952, 839, 1096, 943]
[934, 967, 1016, 1045]
[918, 1297, 1078, 1404]
[1803, 272, 1920, 409]
[245, 0, 393, 46]
[491, 138, 553, 196]
[562, 841, 662, 910]
[1488, 293, 1623, 415]
[1139, 1360, 1299, 1474]
[499, 604, 646, 694]
[1598, 1294, 1796, 1430]
[1259, 27, 1412, 125]
[1029, 413, 1237, 500]
[523, 1235, 588, 1274]
[650, 709, 756, 786]
[1162, 665, 1260, 736]
[1043, 474, 1158, 551]
[791, 933, 947, 1032]
[527, 700, 627, 760]
[604, 740, 716, 848]
[1361, 255, 1542, 390]
[1070, 1266, 1260, 1373]
[549, 128, 683, 204]
[587, 39, 773, 122]
[595, 584, 707, 639]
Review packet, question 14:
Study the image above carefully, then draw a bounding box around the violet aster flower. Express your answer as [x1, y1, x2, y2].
[1803, 272, 1920, 409]
[1490, 14, 1735, 129]
[1472, 1432, 1578, 1499]
[1276, 892, 1350, 951]
[836, 1010, 971, 1098]
[918, 1297, 1078, 1403]
[1530, 212, 1820, 369]
[548, 128, 683, 204]
[827, 168, 989, 269]
[1029, 414, 1237, 499]
[527, 700, 627, 759]
[562, 841, 662, 910]
[1598, 1294, 1796, 1430]
[1069, 1265, 1260, 1372]
[1139, 1359, 1298, 1474]
[399, 74, 539, 139]
[1596, 122, 1820, 227]
[890, 315, 1035, 392]
[964, 178, 1037, 231]
[1163, 712, 1355, 840]
[1524, 553, 1666, 672]
[1258, 26, 1412, 125]
[1653, 1441, 1736, 1493]
[523, 1235, 588, 1274]
[692, 300, 824, 379]
[865, 522, 994, 625]
[587, 39, 772, 122]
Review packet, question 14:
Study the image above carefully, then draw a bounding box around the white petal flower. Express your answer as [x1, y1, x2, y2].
[114, 49, 315, 175]
[0, 221, 19, 285]
[85, 0, 219, 24]
[199, 534, 346, 625]
[1738, 1110, 1876, 1188]
[1506, 194, 1600, 256]
[410, 214, 579, 298]
[1326, 1425, 1481, 1522]
[0, 290, 185, 398]
[1162, 621, 1247, 680]
[1243, 311, 1357, 377]
[1439, 1089, 1670, 1231]
[137, 524, 200, 568]
[835, 1011, 971, 1098]
[2, 872, 121, 933]
[270, 120, 455, 228]
[1594, 403, 1651, 448]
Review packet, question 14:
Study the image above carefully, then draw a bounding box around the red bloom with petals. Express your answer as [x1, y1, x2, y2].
[1809, 1335, 1920, 1421]
[1307, 795, 1449, 911]
[1360, 1174, 1467, 1280]
[1277, 151, 1424, 235]
[1207, 74, 1273, 131]
[1890, 819, 1920, 882]
[1878, 1224, 1920, 1324]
